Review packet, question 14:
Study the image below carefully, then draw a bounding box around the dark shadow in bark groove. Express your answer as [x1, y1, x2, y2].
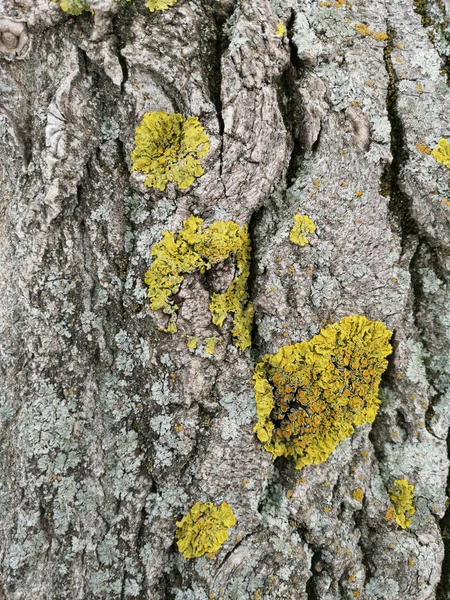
[383, 23, 417, 246]
[276, 10, 307, 188]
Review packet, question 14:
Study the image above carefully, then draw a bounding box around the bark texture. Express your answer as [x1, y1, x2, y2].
[0, 0, 450, 598]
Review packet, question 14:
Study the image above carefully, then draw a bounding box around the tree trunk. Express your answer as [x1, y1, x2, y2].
[1, 0, 449, 598]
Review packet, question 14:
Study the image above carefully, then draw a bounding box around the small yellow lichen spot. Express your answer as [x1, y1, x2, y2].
[253, 316, 392, 469]
[355, 23, 371, 36]
[408, 558, 415, 567]
[145, 0, 177, 12]
[353, 593, 361, 599]
[416, 83, 424, 94]
[286, 490, 293, 499]
[416, 142, 431, 155]
[355, 190, 363, 197]
[176, 501, 236, 558]
[352, 488, 364, 502]
[443, 198, 450, 206]
[275, 22, 287, 37]
[388, 479, 415, 529]
[58, 0, 93, 15]
[205, 337, 220, 355]
[187, 336, 198, 350]
[131, 111, 209, 190]
[290, 215, 316, 246]
[431, 138, 450, 168]
[373, 32, 388, 41]
[145, 215, 253, 350]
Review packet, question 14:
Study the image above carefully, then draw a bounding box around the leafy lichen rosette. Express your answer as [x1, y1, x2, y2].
[130, 111, 210, 191]
[176, 502, 236, 558]
[253, 315, 393, 469]
[144, 215, 253, 350]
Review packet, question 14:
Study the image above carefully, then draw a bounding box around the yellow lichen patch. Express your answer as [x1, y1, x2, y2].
[57, 0, 93, 15]
[131, 111, 210, 190]
[187, 336, 198, 350]
[431, 137, 450, 168]
[145, 0, 177, 11]
[355, 23, 371, 36]
[352, 488, 364, 502]
[253, 316, 392, 469]
[144, 215, 253, 350]
[416, 142, 431, 155]
[373, 32, 388, 41]
[176, 502, 236, 558]
[205, 337, 220, 355]
[290, 215, 316, 246]
[275, 22, 287, 37]
[388, 479, 415, 529]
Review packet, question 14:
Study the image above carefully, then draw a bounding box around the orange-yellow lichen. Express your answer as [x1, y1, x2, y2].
[416, 142, 432, 155]
[144, 215, 253, 350]
[290, 215, 316, 246]
[130, 111, 209, 190]
[355, 23, 371, 36]
[352, 488, 364, 502]
[253, 316, 392, 469]
[373, 32, 388, 41]
[176, 502, 236, 558]
[388, 479, 415, 529]
[431, 137, 450, 168]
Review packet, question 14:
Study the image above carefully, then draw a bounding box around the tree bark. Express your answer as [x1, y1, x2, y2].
[1, 0, 449, 598]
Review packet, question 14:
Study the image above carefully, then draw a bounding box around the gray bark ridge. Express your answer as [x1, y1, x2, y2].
[0, 0, 449, 598]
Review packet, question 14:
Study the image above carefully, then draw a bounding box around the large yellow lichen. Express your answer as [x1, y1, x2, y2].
[388, 479, 415, 529]
[144, 215, 253, 350]
[56, 0, 93, 15]
[253, 315, 392, 469]
[431, 137, 450, 168]
[176, 502, 236, 559]
[145, 0, 177, 11]
[290, 215, 316, 246]
[130, 111, 210, 191]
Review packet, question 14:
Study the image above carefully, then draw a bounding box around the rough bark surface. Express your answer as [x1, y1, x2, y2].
[0, 0, 449, 598]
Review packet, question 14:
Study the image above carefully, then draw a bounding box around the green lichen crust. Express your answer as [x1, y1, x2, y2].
[57, 0, 93, 15]
[145, 0, 177, 11]
[253, 316, 393, 469]
[176, 501, 236, 559]
[130, 111, 210, 191]
[388, 479, 416, 529]
[431, 137, 450, 169]
[289, 215, 316, 246]
[145, 215, 254, 350]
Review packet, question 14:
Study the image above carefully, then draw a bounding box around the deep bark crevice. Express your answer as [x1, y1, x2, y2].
[305, 551, 322, 600]
[248, 204, 267, 358]
[277, 10, 307, 187]
[382, 22, 417, 247]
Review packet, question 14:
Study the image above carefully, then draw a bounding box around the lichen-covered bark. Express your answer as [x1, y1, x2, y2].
[0, 0, 449, 599]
